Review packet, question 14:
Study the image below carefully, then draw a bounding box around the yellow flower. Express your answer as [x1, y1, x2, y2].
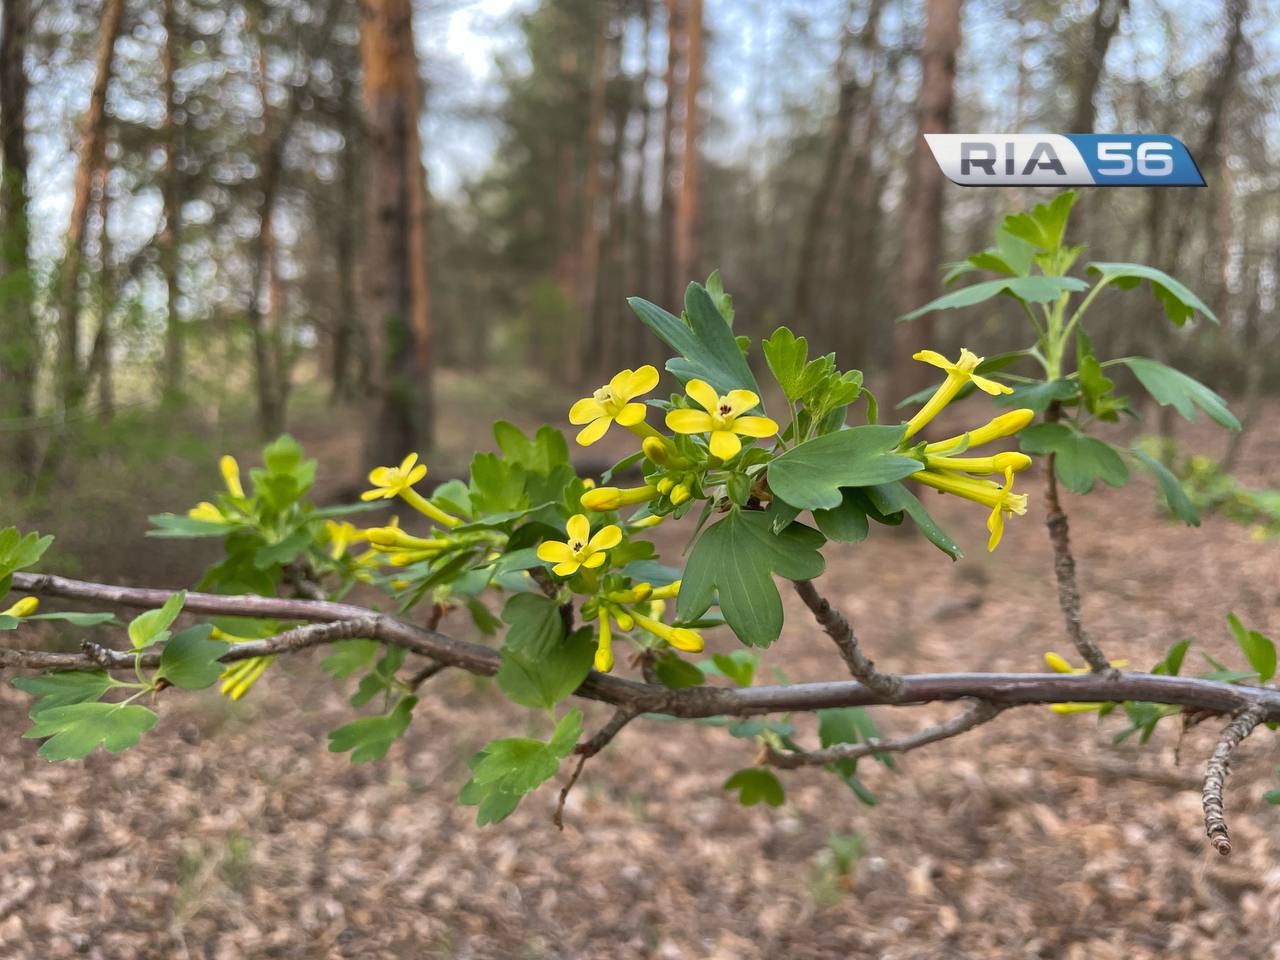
[1, 596, 38, 618]
[632, 610, 702, 652]
[904, 348, 1014, 440]
[536, 514, 622, 577]
[665, 379, 779, 460]
[629, 514, 666, 529]
[581, 484, 656, 512]
[362, 453, 428, 501]
[1044, 651, 1130, 713]
[913, 466, 1028, 551]
[219, 656, 274, 700]
[220, 455, 245, 498]
[924, 409, 1035, 455]
[361, 454, 461, 528]
[923, 451, 1032, 476]
[569, 366, 660, 446]
[187, 501, 227, 524]
[595, 615, 614, 673]
[324, 521, 366, 560]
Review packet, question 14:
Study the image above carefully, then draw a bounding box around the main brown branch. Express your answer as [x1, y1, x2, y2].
[10, 572, 1280, 722]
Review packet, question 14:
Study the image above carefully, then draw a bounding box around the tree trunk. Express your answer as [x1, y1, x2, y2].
[55, 0, 125, 412]
[1071, 0, 1126, 132]
[673, 0, 702, 294]
[161, 0, 183, 401]
[891, 0, 963, 402]
[624, 0, 655, 362]
[87, 166, 114, 421]
[576, 15, 609, 377]
[657, 0, 682, 309]
[360, 0, 435, 466]
[0, 0, 38, 479]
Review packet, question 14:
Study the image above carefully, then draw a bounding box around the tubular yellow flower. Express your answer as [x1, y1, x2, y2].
[1, 596, 38, 618]
[536, 514, 623, 577]
[595, 615, 614, 673]
[581, 484, 656, 512]
[642, 435, 674, 466]
[569, 366, 660, 446]
[1043, 651, 1130, 713]
[607, 582, 653, 604]
[220, 455, 245, 498]
[361, 454, 461, 529]
[924, 451, 1032, 476]
[324, 521, 366, 560]
[903, 349, 1014, 440]
[631, 611, 703, 652]
[365, 526, 450, 551]
[669, 483, 692, 506]
[648, 580, 681, 601]
[187, 501, 227, 524]
[913, 466, 1029, 551]
[629, 514, 666, 529]
[220, 656, 274, 700]
[924, 408, 1036, 454]
[612, 607, 635, 631]
[665, 379, 779, 460]
[655, 477, 675, 496]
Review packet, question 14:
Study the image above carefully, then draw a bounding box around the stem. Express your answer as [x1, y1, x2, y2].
[1060, 277, 1112, 346]
[1202, 705, 1265, 856]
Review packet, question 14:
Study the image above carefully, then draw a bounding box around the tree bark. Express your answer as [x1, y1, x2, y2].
[161, 0, 183, 401]
[624, 0, 655, 362]
[0, 0, 38, 478]
[360, 0, 435, 465]
[657, 0, 683, 308]
[55, 0, 125, 412]
[1071, 0, 1127, 133]
[673, 0, 702, 294]
[891, 0, 963, 401]
[576, 14, 610, 377]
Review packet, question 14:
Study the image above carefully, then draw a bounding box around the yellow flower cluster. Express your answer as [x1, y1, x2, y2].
[903, 349, 1035, 551]
[590, 581, 695, 672]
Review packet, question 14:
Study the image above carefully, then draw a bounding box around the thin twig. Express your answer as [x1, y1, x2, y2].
[792, 579, 903, 699]
[1202, 704, 1265, 856]
[1043, 403, 1112, 673]
[766, 700, 1004, 768]
[554, 708, 636, 829]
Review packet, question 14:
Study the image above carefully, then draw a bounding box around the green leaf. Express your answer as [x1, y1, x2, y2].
[0, 528, 54, 577]
[1121, 358, 1239, 431]
[654, 652, 706, 688]
[320, 639, 383, 679]
[146, 513, 234, 538]
[13, 671, 114, 714]
[867, 482, 961, 559]
[710, 651, 757, 688]
[898, 275, 1088, 322]
[705, 270, 735, 325]
[762, 326, 809, 400]
[1019, 423, 1129, 494]
[1131, 449, 1200, 526]
[722, 768, 785, 807]
[1076, 330, 1125, 421]
[500, 593, 566, 658]
[679, 511, 825, 648]
[1228, 613, 1276, 683]
[1152, 638, 1191, 676]
[628, 283, 760, 397]
[24, 702, 158, 760]
[1265, 790, 1280, 806]
[1088, 262, 1218, 326]
[813, 490, 871, 543]
[156, 625, 230, 690]
[1002, 192, 1076, 252]
[767, 424, 920, 511]
[327, 696, 418, 763]
[819, 706, 894, 769]
[496, 628, 595, 710]
[493, 421, 570, 476]
[25, 611, 118, 627]
[994, 378, 1079, 413]
[463, 708, 582, 808]
[127, 591, 186, 650]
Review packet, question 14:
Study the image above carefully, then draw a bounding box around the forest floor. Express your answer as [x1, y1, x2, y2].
[3, 379, 1280, 959]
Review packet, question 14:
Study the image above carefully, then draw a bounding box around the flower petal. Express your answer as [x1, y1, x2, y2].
[569, 397, 606, 425]
[665, 408, 714, 434]
[398, 453, 419, 474]
[552, 560, 581, 577]
[723, 389, 759, 417]
[684, 379, 719, 415]
[361, 488, 393, 501]
[566, 514, 591, 543]
[588, 524, 622, 551]
[912, 350, 951, 370]
[709, 430, 742, 460]
[732, 415, 779, 438]
[406, 464, 427, 486]
[614, 402, 647, 427]
[986, 504, 1005, 551]
[575, 416, 612, 446]
[581, 551, 608, 569]
[971, 373, 1013, 396]
[368, 466, 394, 487]
[537, 541, 575, 563]
[621, 365, 659, 399]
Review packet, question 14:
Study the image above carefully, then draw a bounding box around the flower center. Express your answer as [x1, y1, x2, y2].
[570, 540, 585, 555]
[717, 402, 733, 416]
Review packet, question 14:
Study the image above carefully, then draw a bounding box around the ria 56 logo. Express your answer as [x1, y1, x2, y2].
[927, 134, 1205, 187]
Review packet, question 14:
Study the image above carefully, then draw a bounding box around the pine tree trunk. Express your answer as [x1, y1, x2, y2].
[161, 0, 183, 401]
[576, 16, 609, 380]
[624, 0, 655, 362]
[55, 0, 125, 412]
[673, 0, 702, 294]
[87, 166, 114, 421]
[0, 0, 38, 479]
[891, 0, 963, 401]
[360, 0, 434, 465]
[657, 0, 682, 309]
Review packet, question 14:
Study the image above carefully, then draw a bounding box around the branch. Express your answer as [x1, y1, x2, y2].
[765, 699, 1005, 768]
[554, 707, 637, 829]
[1043, 404, 1112, 673]
[792, 579, 903, 699]
[11, 573, 1280, 721]
[1202, 704, 1265, 856]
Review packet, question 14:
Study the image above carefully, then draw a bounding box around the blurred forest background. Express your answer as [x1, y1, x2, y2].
[0, 0, 1276, 506]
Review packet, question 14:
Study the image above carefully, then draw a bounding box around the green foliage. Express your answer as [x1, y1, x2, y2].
[1227, 614, 1275, 684]
[24, 702, 159, 761]
[0, 527, 53, 585]
[459, 710, 582, 825]
[13, 671, 114, 712]
[1019, 424, 1129, 494]
[679, 510, 825, 648]
[328, 696, 418, 763]
[1131, 450, 1200, 526]
[899, 275, 1088, 322]
[500, 594, 566, 658]
[1120, 358, 1240, 431]
[654, 653, 706, 688]
[496, 627, 595, 709]
[1087, 263, 1217, 326]
[156, 625, 230, 690]
[767, 425, 920, 511]
[128, 591, 187, 650]
[723, 768, 785, 807]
